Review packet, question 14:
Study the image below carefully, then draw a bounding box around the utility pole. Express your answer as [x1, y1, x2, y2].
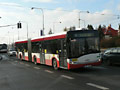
[31, 7, 45, 36]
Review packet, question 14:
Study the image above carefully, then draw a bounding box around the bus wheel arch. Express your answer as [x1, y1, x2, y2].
[19, 54, 22, 60]
[52, 58, 58, 70]
[33, 56, 37, 65]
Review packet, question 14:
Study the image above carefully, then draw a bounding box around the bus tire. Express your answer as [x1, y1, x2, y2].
[20, 54, 22, 60]
[34, 56, 37, 65]
[53, 59, 58, 70]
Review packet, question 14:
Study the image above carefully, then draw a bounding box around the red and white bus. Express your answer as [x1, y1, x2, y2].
[15, 30, 101, 70]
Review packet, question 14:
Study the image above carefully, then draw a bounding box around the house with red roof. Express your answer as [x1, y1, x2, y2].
[102, 24, 118, 38]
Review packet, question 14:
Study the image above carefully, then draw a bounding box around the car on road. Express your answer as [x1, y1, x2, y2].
[8, 49, 16, 56]
[0, 44, 7, 53]
[101, 48, 120, 65]
[0, 55, 2, 60]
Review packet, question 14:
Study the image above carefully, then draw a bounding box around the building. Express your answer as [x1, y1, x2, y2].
[118, 25, 120, 36]
[102, 25, 118, 38]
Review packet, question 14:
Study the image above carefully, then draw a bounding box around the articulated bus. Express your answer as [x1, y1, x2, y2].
[15, 30, 101, 70]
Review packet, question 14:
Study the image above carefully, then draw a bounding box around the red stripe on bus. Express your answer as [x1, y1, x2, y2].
[15, 41, 28, 44]
[37, 58, 40, 63]
[32, 38, 44, 42]
[31, 34, 66, 42]
[45, 59, 52, 66]
[67, 61, 101, 69]
[15, 34, 66, 43]
[44, 34, 66, 40]
[25, 56, 29, 61]
[57, 60, 60, 68]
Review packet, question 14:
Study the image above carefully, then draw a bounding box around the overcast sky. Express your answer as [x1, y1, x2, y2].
[0, 0, 120, 44]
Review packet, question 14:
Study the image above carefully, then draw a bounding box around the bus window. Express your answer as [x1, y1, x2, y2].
[67, 37, 100, 58]
[67, 38, 85, 58]
[44, 39, 61, 54]
[32, 42, 39, 53]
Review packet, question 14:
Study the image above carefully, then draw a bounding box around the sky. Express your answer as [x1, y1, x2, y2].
[0, 0, 120, 44]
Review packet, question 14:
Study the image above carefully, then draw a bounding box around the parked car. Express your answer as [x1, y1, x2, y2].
[8, 49, 16, 56]
[101, 48, 120, 65]
[0, 55, 2, 60]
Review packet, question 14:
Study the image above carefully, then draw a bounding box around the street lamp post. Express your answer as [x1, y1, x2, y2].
[78, 11, 89, 28]
[31, 7, 45, 35]
[18, 30, 19, 40]
[80, 19, 86, 28]
[8, 31, 10, 46]
[53, 21, 61, 33]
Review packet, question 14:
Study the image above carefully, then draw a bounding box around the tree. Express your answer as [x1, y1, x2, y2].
[48, 28, 53, 34]
[69, 26, 76, 31]
[119, 24, 120, 30]
[87, 24, 94, 30]
[118, 24, 120, 36]
[103, 25, 106, 29]
[63, 27, 68, 32]
[98, 25, 104, 40]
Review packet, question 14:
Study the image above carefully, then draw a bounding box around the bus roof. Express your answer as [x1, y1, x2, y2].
[15, 32, 67, 43]
[15, 39, 28, 44]
[31, 32, 67, 42]
[15, 30, 98, 43]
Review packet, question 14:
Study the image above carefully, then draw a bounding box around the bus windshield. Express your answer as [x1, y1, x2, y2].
[67, 30, 100, 58]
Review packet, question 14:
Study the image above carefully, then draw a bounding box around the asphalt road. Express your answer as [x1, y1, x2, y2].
[0, 53, 120, 90]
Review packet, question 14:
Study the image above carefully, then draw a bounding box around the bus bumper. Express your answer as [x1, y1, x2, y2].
[67, 60, 101, 70]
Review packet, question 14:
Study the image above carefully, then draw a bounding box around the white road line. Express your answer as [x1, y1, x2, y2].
[34, 67, 40, 70]
[25, 64, 30, 66]
[20, 62, 24, 64]
[86, 83, 109, 90]
[9, 61, 17, 66]
[13, 63, 17, 65]
[93, 66, 108, 70]
[45, 70, 54, 74]
[14, 61, 18, 62]
[11, 63, 17, 66]
[61, 75, 74, 80]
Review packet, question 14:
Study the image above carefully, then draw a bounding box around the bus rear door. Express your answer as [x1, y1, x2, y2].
[39, 42, 45, 64]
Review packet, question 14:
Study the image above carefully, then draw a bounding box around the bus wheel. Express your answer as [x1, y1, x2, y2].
[20, 54, 22, 60]
[53, 59, 58, 70]
[34, 56, 37, 65]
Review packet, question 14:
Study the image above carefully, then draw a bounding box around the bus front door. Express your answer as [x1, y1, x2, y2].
[39, 43, 45, 64]
[59, 39, 67, 68]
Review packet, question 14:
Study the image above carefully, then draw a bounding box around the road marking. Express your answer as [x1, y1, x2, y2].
[25, 64, 30, 66]
[11, 63, 17, 66]
[86, 83, 109, 90]
[14, 61, 18, 63]
[20, 62, 24, 64]
[9, 61, 17, 66]
[13, 63, 17, 65]
[45, 70, 54, 73]
[93, 66, 108, 70]
[61, 75, 74, 80]
[34, 67, 40, 70]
